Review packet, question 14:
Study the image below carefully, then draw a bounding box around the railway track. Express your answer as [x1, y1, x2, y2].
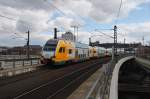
[0, 59, 104, 87]
[119, 83, 150, 93]
[0, 58, 110, 99]
[0, 66, 51, 87]
[14, 61, 101, 99]
[118, 59, 150, 99]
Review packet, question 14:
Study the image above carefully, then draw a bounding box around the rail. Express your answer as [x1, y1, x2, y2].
[14, 60, 102, 99]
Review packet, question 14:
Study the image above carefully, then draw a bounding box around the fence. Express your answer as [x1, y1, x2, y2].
[0, 55, 40, 60]
[0, 58, 41, 77]
[85, 61, 115, 99]
[0, 58, 41, 70]
[85, 56, 134, 99]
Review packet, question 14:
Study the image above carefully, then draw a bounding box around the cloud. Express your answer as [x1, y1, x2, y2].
[0, 0, 150, 46]
[89, 0, 150, 23]
[49, 16, 74, 30]
[0, 0, 53, 46]
[0, 0, 53, 11]
[53, 0, 150, 23]
[0, 3, 51, 35]
[16, 10, 50, 33]
[53, 0, 92, 17]
[48, 16, 85, 31]
[118, 22, 150, 44]
[77, 21, 150, 45]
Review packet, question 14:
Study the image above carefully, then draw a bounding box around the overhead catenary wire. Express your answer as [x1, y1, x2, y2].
[44, 0, 85, 21]
[43, 0, 87, 28]
[44, 0, 85, 42]
[115, 0, 123, 25]
[0, 13, 30, 47]
[95, 29, 114, 39]
[44, 0, 66, 16]
[0, 13, 30, 28]
[0, 14, 17, 21]
[113, 0, 125, 39]
[44, 0, 125, 40]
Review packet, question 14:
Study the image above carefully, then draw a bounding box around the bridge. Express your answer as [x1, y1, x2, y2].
[0, 54, 149, 99]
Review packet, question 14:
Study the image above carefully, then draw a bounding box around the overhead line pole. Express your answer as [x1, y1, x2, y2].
[71, 25, 77, 42]
[77, 26, 78, 42]
[114, 25, 117, 57]
[26, 30, 30, 59]
[124, 38, 126, 54]
[95, 26, 118, 60]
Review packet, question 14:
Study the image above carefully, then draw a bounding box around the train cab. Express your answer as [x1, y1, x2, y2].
[93, 47, 98, 58]
[41, 39, 75, 65]
[89, 46, 93, 58]
[41, 39, 58, 64]
[54, 39, 75, 64]
[89, 46, 99, 58]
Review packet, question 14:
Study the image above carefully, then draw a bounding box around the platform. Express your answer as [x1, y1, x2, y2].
[67, 66, 103, 99]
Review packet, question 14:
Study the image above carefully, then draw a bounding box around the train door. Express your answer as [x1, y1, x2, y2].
[67, 42, 75, 60]
[55, 40, 68, 62]
[68, 48, 75, 59]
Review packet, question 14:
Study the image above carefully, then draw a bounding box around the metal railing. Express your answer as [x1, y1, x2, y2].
[85, 61, 115, 99]
[0, 55, 40, 60]
[85, 55, 134, 99]
[0, 58, 41, 70]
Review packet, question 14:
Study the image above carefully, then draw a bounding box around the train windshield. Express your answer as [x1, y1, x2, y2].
[43, 39, 58, 51]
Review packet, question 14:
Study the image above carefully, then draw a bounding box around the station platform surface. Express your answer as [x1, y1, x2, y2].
[67, 67, 103, 99]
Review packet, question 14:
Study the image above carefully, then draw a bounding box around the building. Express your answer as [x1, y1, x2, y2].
[0, 45, 42, 55]
[91, 41, 141, 49]
[136, 46, 150, 59]
[24, 45, 42, 55]
[0, 47, 9, 55]
[62, 31, 76, 42]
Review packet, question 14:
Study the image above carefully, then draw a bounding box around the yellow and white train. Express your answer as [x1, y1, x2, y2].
[41, 38, 111, 65]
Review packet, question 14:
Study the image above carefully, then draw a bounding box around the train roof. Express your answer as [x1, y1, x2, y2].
[46, 39, 59, 44]
[46, 39, 89, 48]
[46, 38, 70, 44]
[75, 42, 89, 49]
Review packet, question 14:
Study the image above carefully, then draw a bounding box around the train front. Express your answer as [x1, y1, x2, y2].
[41, 39, 58, 64]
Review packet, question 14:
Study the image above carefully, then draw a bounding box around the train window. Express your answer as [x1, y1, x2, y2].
[90, 50, 92, 53]
[59, 47, 65, 53]
[48, 48, 55, 51]
[43, 47, 55, 51]
[63, 47, 65, 53]
[43, 40, 58, 51]
[69, 49, 72, 54]
[75, 50, 78, 57]
[59, 47, 63, 53]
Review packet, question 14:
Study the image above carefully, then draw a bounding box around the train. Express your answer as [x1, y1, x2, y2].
[41, 38, 112, 65]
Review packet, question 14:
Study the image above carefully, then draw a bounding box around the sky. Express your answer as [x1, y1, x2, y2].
[0, 0, 150, 47]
